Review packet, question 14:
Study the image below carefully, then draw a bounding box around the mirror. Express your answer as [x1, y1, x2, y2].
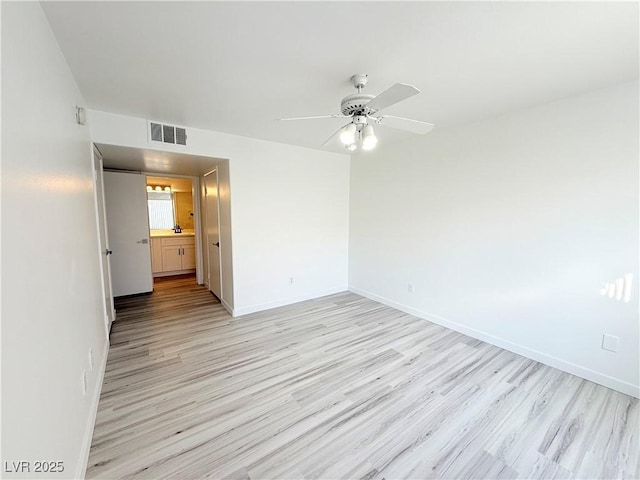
[146, 176, 194, 231]
[173, 191, 194, 229]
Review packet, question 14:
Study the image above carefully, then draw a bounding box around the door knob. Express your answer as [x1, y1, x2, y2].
[105, 249, 113, 256]
[213, 242, 220, 247]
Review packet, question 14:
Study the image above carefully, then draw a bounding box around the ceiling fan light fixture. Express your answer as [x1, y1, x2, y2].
[361, 125, 378, 151]
[280, 74, 433, 152]
[339, 123, 357, 145]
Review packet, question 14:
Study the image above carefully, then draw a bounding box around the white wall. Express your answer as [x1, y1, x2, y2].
[1, 3, 109, 478]
[349, 81, 639, 397]
[88, 110, 350, 315]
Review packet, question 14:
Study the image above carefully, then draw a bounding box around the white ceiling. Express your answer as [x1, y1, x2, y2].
[96, 144, 220, 176]
[44, 2, 638, 153]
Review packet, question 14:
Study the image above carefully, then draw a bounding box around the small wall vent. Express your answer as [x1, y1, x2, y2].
[149, 121, 187, 146]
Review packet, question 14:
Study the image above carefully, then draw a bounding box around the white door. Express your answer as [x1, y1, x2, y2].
[204, 171, 222, 298]
[103, 171, 153, 297]
[93, 147, 115, 331]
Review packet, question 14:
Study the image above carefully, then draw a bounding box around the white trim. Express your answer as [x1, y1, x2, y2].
[221, 298, 234, 316]
[75, 339, 109, 479]
[232, 286, 349, 317]
[349, 286, 640, 399]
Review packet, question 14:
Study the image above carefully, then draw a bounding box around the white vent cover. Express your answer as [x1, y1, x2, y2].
[149, 121, 187, 146]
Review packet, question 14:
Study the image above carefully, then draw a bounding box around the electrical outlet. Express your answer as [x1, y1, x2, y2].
[602, 334, 619, 352]
[82, 371, 88, 395]
[408, 283, 415, 293]
[89, 347, 94, 371]
[289, 277, 294, 285]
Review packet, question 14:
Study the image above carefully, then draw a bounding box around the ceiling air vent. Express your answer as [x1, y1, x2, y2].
[150, 122, 162, 142]
[149, 121, 187, 146]
[162, 124, 175, 144]
[175, 127, 187, 145]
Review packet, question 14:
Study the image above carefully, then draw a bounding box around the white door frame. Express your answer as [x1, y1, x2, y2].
[91, 145, 115, 334]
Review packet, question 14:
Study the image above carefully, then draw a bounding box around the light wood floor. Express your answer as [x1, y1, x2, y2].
[87, 276, 639, 479]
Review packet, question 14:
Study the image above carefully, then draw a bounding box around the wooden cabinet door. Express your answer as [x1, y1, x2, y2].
[181, 244, 196, 269]
[161, 245, 182, 272]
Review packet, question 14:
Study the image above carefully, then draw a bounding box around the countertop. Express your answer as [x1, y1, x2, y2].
[150, 229, 195, 238]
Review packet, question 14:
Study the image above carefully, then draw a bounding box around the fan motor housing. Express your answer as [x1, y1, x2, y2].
[341, 93, 376, 117]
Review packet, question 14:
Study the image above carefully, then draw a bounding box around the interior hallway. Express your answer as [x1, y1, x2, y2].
[87, 277, 638, 479]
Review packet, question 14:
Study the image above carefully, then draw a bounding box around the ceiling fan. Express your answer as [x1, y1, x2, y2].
[280, 73, 434, 152]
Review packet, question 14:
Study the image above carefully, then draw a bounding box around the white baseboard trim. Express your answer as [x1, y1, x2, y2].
[75, 339, 109, 479]
[349, 286, 639, 399]
[232, 286, 349, 317]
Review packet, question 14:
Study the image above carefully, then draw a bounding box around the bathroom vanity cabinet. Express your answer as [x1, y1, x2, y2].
[150, 234, 196, 276]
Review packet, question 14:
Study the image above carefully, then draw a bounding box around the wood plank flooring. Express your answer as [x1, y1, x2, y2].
[87, 276, 639, 479]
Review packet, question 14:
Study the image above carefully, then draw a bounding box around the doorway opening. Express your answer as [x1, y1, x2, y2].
[94, 143, 234, 317]
[146, 176, 198, 286]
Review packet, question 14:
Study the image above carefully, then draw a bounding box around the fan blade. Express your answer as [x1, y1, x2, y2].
[321, 122, 352, 148]
[377, 115, 434, 135]
[279, 114, 345, 121]
[366, 83, 420, 112]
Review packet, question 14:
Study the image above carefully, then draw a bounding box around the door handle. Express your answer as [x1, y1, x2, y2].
[136, 239, 148, 244]
[213, 242, 220, 247]
[105, 249, 113, 256]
